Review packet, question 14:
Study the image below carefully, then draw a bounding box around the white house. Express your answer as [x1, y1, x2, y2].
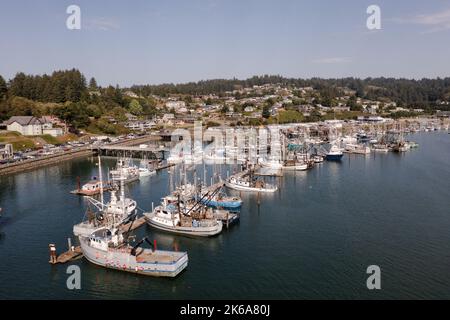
[166, 101, 186, 111]
[3, 116, 63, 137]
[4, 116, 44, 136]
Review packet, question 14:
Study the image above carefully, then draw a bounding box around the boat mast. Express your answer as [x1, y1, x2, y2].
[98, 154, 104, 206]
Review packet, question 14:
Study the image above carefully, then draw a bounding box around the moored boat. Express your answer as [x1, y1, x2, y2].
[144, 198, 223, 237]
[225, 172, 277, 193]
[79, 227, 188, 277]
[110, 158, 139, 184]
[325, 145, 344, 161]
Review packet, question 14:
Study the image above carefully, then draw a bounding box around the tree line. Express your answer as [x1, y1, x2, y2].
[130, 75, 450, 109]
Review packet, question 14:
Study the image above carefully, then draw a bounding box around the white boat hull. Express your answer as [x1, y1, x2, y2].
[225, 181, 278, 193]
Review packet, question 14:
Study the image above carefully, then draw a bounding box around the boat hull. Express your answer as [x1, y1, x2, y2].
[225, 182, 277, 193]
[79, 238, 188, 277]
[282, 164, 308, 171]
[198, 198, 242, 209]
[325, 154, 343, 161]
[144, 215, 223, 237]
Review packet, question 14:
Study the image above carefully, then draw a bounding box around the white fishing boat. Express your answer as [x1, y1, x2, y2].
[138, 166, 156, 177]
[225, 172, 277, 193]
[144, 197, 223, 237]
[73, 161, 138, 238]
[110, 158, 139, 184]
[344, 144, 371, 155]
[372, 144, 389, 153]
[259, 157, 283, 170]
[313, 155, 324, 163]
[282, 161, 308, 171]
[79, 227, 188, 277]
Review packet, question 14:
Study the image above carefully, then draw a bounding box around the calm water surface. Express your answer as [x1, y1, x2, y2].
[0, 132, 449, 299]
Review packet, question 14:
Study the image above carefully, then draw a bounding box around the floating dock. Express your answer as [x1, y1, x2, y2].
[50, 246, 83, 264]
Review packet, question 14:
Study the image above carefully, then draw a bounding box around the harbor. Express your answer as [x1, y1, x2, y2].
[0, 129, 449, 299]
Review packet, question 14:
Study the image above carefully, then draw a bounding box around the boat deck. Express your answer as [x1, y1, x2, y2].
[50, 217, 146, 265]
[136, 249, 182, 264]
[118, 216, 146, 233]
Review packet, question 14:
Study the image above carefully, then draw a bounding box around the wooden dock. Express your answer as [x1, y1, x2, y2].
[156, 163, 175, 171]
[50, 246, 83, 264]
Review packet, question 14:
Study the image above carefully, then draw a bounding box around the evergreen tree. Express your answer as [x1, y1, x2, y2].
[0, 75, 7, 100]
[89, 77, 98, 91]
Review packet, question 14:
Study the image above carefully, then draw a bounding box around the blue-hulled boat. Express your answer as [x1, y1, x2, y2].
[325, 145, 344, 161]
[197, 193, 243, 209]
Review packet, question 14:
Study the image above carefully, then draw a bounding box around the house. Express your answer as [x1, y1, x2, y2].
[125, 113, 138, 122]
[3, 116, 64, 137]
[165, 101, 186, 111]
[0, 143, 13, 160]
[436, 111, 450, 118]
[3, 116, 45, 136]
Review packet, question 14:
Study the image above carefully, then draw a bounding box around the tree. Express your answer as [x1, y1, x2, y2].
[129, 99, 143, 116]
[0, 75, 7, 100]
[89, 77, 98, 91]
[262, 105, 271, 119]
[53, 102, 90, 128]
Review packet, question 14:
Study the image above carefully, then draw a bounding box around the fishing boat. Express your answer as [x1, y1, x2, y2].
[144, 197, 223, 237]
[73, 160, 138, 238]
[313, 155, 324, 163]
[392, 141, 409, 152]
[195, 186, 243, 209]
[281, 152, 309, 171]
[110, 158, 139, 184]
[139, 167, 156, 177]
[79, 227, 188, 277]
[70, 178, 112, 196]
[259, 157, 283, 170]
[372, 144, 389, 153]
[225, 172, 277, 193]
[325, 145, 344, 161]
[138, 158, 157, 177]
[344, 144, 371, 155]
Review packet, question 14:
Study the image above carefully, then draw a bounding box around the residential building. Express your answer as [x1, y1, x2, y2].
[3, 116, 64, 137]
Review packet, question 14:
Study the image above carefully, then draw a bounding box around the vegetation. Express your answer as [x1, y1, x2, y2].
[1, 70, 449, 135]
[277, 110, 304, 124]
[0, 69, 163, 135]
[129, 75, 450, 109]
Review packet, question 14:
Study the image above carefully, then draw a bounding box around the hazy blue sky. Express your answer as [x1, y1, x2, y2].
[1, 0, 450, 86]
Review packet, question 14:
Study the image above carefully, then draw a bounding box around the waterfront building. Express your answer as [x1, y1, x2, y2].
[3, 116, 64, 137]
[0, 143, 13, 160]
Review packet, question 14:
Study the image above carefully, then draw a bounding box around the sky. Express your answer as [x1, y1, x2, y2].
[0, 0, 450, 86]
